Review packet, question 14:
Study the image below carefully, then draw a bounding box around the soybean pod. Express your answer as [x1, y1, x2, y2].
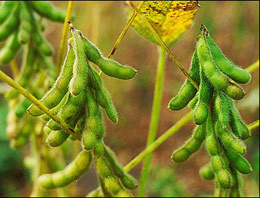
[28, 1, 65, 23]
[28, 44, 75, 116]
[206, 34, 251, 84]
[0, 1, 15, 23]
[193, 66, 213, 125]
[214, 179, 227, 197]
[69, 27, 88, 96]
[227, 97, 251, 140]
[168, 49, 200, 111]
[18, 2, 32, 44]
[104, 145, 137, 190]
[171, 124, 206, 163]
[229, 166, 243, 197]
[0, 2, 20, 42]
[81, 34, 137, 80]
[214, 91, 230, 129]
[199, 163, 215, 180]
[89, 66, 118, 123]
[0, 31, 22, 65]
[15, 98, 31, 118]
[38, 150, 92, 189]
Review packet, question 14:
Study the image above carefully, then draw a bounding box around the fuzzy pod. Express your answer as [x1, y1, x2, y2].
[88, 66, 118, 123]
[18, 2, 32, 44]
[214, 92, 230, 129]
[225, 82, 245, 100]
[47, 91, 87, 130]
[228, 97, 250, 140]
[74, 113, 86, 136]
[171, 124, 206, 163]
[206, 35, 251, 84]
[115, 190, 133, 197]
[82, 131, 97, 150]
[193, 67, 213, 125]
[103, 176, 122, 196]
[0, 1, 15, 23]
[199, 163, 215, 180]
[28, 1, 65, 23]
[15, 98, 31, 118]
[0, 2, 20, 42]
[214, 179, 227, 197]
[38, 150, 92, 189]
[168, 50, 200, 111]
[69, 28, 88, 96]
[188, 93, 198, 110]
[205, 113, 219, 156]
[28, 45, 75, 116]
[0, 31, 22, 65]
[104, 146, 137, 190]
[215, 121, 246, 155]
[94, 140, 105, 158]
[225, 149, 252, 174]
[96, 156, 113, 178]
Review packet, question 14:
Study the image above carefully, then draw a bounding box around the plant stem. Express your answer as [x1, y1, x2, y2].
[246, 60, 259, 73]
[0, 70, 80, 140]
[10, 59, 19, 78]
[248, 120, 259, 131]
[138, 46, 166, 196]
[128, 2, 199, 91]
[56, 1, 74, 76]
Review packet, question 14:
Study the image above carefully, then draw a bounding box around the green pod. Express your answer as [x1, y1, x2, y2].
[215, 121, 246, 155]
[193, 68, 213, 125]
[229, 167, 242, 197]
[225, 149, 252, 174]
[96, 156, 113, 178]
[18, 2, 32, 44]
[10, 135, 28, 148]
[214, 179, 227, 197]
[28, 45, 75, 116]
[188, 93, 198, 110]
[228, 97, 250, 140]
[94, 139, 105, 158]
[31, 21, 53, 56]
[168, 50, 200, 111]
[206, 35, 251, 84]
[82, 131, 97, 150]
[89, 66, 118, 123]
[199, 163, 215, 180]
[0, 31, 22, 65]
[69, 28, 88, 96]
[115, 190, 133, 197]
[205, 113, 219, 156]
[47, 91, 87, 130]
[15, 98, 31, 118]
[81, 34, 103, 62]
[104, 146, 137, 190]
[74, 113, 86, 136]
[6, 46, 36, 99]
[0, 1, 15, 23]
[0, 2, 19, 42]
[103, 176, 122, 196]
[38, 150, 92, 189]
[171, 124, 206, 163]
[44, 126, 52, 135]
[225, 82, 245, 100]
[46, 129, 70, 147]
[28, 1, 65, 23]
[214, 92, 230, 129]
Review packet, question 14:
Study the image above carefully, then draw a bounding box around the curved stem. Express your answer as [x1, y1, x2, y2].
[248, 120, 259, 131]
[138, 46, 166, 196]
[56, 1, 74, 76]
[0, 70, 80, 140]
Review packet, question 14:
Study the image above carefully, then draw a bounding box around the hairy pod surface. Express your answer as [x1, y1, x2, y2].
[18, 2, 32, 44]
[0, 1, 15, 23]
[199, 163, 215, 180]
[168, 50, 200, 111]
[38, 150, 92, 189]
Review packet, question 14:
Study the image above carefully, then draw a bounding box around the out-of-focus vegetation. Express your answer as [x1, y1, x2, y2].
[0, 1, 259, 197]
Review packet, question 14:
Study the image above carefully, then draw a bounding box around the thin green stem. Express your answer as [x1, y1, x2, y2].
[246, 60, 259, 73]
[128, 2, 199, 91]
[56, 1, 74, 76]
[10, 59, 19, 78]
[0, 70, 80, 140]
[138, 46, 166, 196]
[248, 120, 259, 131]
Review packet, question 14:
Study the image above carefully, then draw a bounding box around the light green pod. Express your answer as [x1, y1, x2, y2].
[96, 156, 113, 178]
[188, 93, 198, 110]
[115, 190, 133, 197]
[18, 2, 32, 44]
[214, 92, 230, 129]
[74, 112, 86, 136]
[47, 91, 87, 130]
[193, 67, 213, 125]
[0, 1, 15, 23]
[229, 166, 242, 197]
[28, 1, 66, 23]
[38, 150, 92, 189]
[225, 149, 252, 174]
[199, 163, 215, 180]
[0, 2, 19, 42]
[46, 129, 69, 147]
[89, 66, 118, 123]
[228, 97, 250, 140]
[80, 32, 137, 80]
[214, 179, 227, 197]
[69, 28, 88, 96]
[28, 45, 75, 116]
[15, 98, 31, 118]
[206, 35, 251, 84]
[104, 176, 122, 196]
[0, 31, 22, 65]
[104, 146, 137, 190]
[171, 124, 206, 163]
[215, 121, 246, 155]
[225, 82, 245, 100]
[94, 140, 105, 158]
[82, 131, 96, 150]
[205, 113, 219, 156]
[168, 50, 200, 110]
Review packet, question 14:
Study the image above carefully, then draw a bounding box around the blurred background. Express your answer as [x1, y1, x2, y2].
[0, 1, 259, 197]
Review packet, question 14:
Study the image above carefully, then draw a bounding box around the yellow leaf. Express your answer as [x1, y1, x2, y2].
[129, 1, 200, 45]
